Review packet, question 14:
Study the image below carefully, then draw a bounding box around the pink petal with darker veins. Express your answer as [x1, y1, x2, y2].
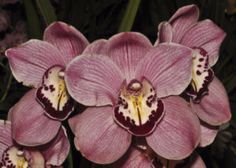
[83, 39, 108, 55]
[41, 127, 70, 166]
[0, 120, 13, 156]
[68, 106, 132, 164]
[199, 121, 219, 147]
[191, 78, 231, 126]
[169, 4, 199, 42]
[65, 54, 124, 106]
[44, 22, 89, 62]
[5, 40, 66, 87]
[181, 19, 226, 66]
[135, 44, 192, 98]
[107, 32, 153, 82]
[146, 96, 200, 160]
[10, 89, 61, 146]
[112, 147, 154, 168]
[155, 21, 173, 45]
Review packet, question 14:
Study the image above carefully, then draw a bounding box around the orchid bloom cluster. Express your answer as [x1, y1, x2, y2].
[0, 4, 231, 168]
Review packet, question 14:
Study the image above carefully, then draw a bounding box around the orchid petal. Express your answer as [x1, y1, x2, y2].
[155, 21, 173, 45]
[5, 40, 66, 87]
[25, 151, 45, 168]
[44, 22, 89, 62]
[181, 20, 226, 66]
[135, 44, 192, 98]
[112, 147, 153, 168]
[191, 78, 231, 126]
[83, 39, 108, 55]
[65, 54, 124, 106]
[199, 121, 218, 147]
[0, 120, 12, 156]
[146, 96, 200, 160]
[169, 4, 199, 42]
[69, 106, 132, 164]
[10, 89, 61, 146]
[107, 32, 152, 82]
[41, 127, 70, 166]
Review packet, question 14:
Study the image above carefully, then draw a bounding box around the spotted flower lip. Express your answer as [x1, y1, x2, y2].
[5, 21, 89, 146]
[0, 120, 70, 167]
[66, 32, 201, 164]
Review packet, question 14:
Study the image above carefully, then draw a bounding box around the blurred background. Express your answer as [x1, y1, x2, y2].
[0, 0, 236, 167]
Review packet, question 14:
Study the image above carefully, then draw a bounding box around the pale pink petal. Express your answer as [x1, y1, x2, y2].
[65, 54, 124, 106]
[68, 106, 132, 164]
[169, 4, 199, 42]
[10, 89, 61, 146]
[41, 127, 70, 166]
[201, 34, 226, 66]
[107, 32, 152, 82]
[0, 120, 13, 156]
[5, 40, 66, 87]
[44, 21, 89, 62]
[181, 19, 226, 66]
[155, 21, 173, 44]
[112, 147, 153, 168]
[135, 44, 192, 98]
[199, 121, 219, 147]
[83, 39, 108, 55]
[146, 96, 200, 160]
[191, 78, 231, 126]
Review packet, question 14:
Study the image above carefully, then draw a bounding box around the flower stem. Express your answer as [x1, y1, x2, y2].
[118, 0, 141, 32]
[67, 148, 73, 168]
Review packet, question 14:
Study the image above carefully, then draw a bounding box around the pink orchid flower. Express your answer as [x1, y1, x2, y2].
[155, 4, 231, 147]
[0, 120, 70, 167]
[5, 21, 89, 146]
[65, 32, 201, 164]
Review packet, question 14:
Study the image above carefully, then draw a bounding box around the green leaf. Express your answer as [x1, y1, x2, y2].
[35, 0, 57, 26]
[23, 0, 43, 39]
[118, 0, 141, 32]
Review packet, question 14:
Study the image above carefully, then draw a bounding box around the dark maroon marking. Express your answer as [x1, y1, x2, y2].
[185, 69, 214, 103]
[197, 64, 202, 67]
[36, 87, 74, 120]
[199, 58, 204, 62]
[49, 85, 55, 92]
[196, 70, 201, 75]
[114, 100, 164, 136]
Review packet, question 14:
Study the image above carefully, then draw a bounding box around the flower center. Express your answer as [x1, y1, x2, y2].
[1, 146, 29, 168]
[36, 65, 74, 120]
[114, 78, 164, 136]
[185, 47, 214, 103]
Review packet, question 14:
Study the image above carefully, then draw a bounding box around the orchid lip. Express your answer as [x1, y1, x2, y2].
[113, 78, 164, 136]
[36, 65, 74, 121]
[1, 146, 29, 168]
[185, 47, 214, 103]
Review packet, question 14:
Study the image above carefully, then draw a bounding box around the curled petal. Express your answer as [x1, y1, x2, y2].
[65, 54, 124, 106]
[69, 106, 132, 164]
[0, 120, 12, 156]
[44, 22, 89, 62]
[135, 44, 192, 98]
[41, 127, 70, 166]
[191, 78, 231, 126]
[199, 121, 218, 147]
[169, 4, 199, 42]
[5, 40, 66, 87]
[146, 96, 200, 160]
[107, 32, 153, 82]
[10, 89, 61, 146]
[155, 21, 173, 45]
[83, 39, 108, 55]
[181, 20, 226, 66]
